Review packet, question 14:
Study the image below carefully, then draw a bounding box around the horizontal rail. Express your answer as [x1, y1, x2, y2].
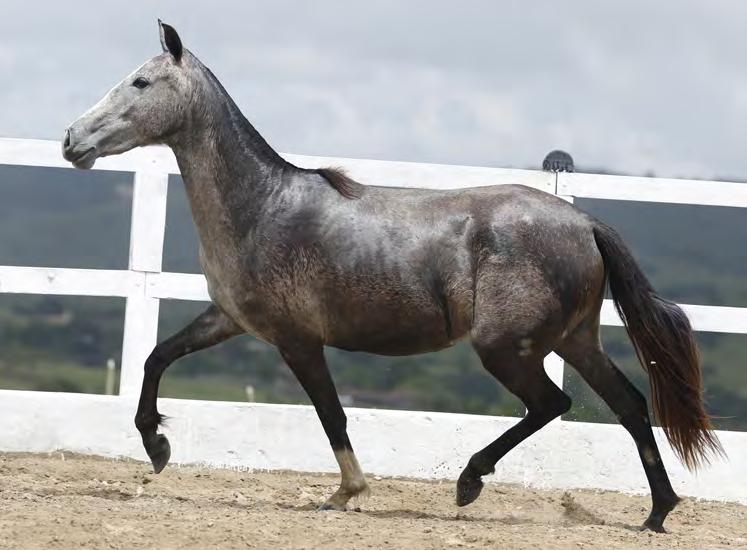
[0, 137, 177, 174]
[5, 138, 747, 207]
[2, 266, 746, 335]
[0, 266, 141, 297]
[558, 172, 747, 208]
[285, 153, 555, 191]
[147, 272, 209, 301]
[601, 300, 747, 335]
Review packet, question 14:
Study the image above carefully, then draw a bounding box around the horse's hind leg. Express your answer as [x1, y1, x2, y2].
[278, 341, 369, 511]
[556, 320, 680, 532]
[457, 345, 572, 507]
[134, 304, 242, 473]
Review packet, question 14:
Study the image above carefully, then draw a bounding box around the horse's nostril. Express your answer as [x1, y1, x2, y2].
[63, 128, 71, 149]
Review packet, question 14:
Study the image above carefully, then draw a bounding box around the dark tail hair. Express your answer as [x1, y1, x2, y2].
[593, 222, 724, 470]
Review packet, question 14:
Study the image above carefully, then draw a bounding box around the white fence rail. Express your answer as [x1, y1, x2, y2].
[1, 137, 745, 504]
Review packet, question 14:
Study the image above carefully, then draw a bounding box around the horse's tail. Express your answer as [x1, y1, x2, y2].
[592, 222, 724, 470]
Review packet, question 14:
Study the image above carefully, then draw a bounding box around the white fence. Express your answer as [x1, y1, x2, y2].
[1, 137, 745, 504]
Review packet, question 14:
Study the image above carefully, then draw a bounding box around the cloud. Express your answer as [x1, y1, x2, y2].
[2, 0, 747, 179]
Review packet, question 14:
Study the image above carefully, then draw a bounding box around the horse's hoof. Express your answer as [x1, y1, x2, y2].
[456, 473, 483, 507]
[641, 519, 667, 534]
[145, 434, 171, 474]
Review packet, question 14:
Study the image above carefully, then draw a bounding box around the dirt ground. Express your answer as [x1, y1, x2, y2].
[0, 453, 745, 550]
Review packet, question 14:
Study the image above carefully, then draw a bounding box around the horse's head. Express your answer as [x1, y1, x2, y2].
[63, 21, 192, 169]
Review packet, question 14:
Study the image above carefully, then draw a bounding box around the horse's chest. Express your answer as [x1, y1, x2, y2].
[199, 249, 273, 342]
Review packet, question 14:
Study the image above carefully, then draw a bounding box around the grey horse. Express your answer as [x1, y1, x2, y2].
[62, 22, 722, 532]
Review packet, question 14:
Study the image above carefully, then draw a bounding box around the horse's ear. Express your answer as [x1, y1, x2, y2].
[158, 20, 183, 62]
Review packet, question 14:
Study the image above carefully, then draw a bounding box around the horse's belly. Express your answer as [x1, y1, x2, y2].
[321, 270, 474, 355]
[326, 303, 470, 356]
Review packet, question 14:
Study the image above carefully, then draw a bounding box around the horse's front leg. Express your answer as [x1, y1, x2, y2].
[278, 342, 370, 511]
[134, 304, 242, 473]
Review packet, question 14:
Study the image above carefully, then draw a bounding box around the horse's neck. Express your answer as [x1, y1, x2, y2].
[169, 99, 289, 253]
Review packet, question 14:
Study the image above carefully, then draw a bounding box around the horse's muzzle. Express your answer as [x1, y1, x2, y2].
[62, 127, 97, 169]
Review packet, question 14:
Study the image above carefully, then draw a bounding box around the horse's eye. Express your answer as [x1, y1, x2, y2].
[132, 77, 150, 89]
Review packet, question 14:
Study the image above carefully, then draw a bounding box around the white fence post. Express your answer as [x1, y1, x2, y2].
[128, 171, 170, 273]
[120, 296, 160, 397]
[119, 170, 169, 397]
[538, 181, 572, 393]
[543, 353, 565, 389]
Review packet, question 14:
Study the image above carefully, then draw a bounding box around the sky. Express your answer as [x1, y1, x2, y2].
[2, 1, 747, 178]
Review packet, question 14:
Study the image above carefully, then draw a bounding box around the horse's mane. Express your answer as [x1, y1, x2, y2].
[314, 167, 363, 199]
[193, 57, 363, 200]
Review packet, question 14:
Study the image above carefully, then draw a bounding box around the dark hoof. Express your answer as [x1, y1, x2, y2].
[145, 434, 171, 474]
[641, 494, 679, 533]
[456, 473, 484, 507]
[641, 520, 666, 534]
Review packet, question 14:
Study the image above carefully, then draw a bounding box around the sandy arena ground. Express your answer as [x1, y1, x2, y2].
[0, 453, 744, 550]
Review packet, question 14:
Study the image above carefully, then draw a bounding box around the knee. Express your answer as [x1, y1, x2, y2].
[542, 390, 572, 422]
[144, 347, 167, 374]
[528, 390, 571, 423]
[630, 386, 648, 414]
[621, 386, 649, 424]
[556, 391, 573, 416]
